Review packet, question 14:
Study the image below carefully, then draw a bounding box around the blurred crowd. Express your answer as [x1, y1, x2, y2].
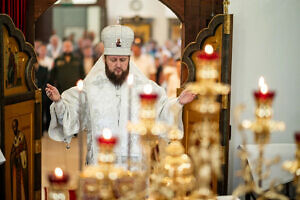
[34, 30, 181, 133]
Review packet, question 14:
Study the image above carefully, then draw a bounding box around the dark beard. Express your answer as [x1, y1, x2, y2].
[105, 63, 129, 86]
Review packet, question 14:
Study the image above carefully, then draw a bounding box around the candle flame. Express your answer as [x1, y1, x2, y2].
[261, 84, 268, 94]
[127, 74, 134, 86]
[258, 76, 268, 94]
[76, 79, 84, 91]
[258, 76, 265, 88]
[144, 84, 153, 94]
[204, 44, 214, 54]
[103, 128, 112, 140]
[54, 167, 63, 178]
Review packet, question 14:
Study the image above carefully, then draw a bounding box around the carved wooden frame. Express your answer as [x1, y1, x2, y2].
[0, 14, 42, 200]
[181, 14, 233, 195]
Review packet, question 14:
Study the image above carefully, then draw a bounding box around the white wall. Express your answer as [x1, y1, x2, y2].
[228, 0, 300, 193]
[106, 0, 177, 46]
[87, 6, 101, 44]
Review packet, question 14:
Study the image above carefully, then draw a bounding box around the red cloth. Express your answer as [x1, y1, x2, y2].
[0, 0, 27, 34]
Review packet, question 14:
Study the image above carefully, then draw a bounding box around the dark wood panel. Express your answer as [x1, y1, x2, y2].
[159, 0, 184, 22]
[183, 0, 223, 47]
[35, 7, 53, 43]
[34, 0, 57, 21]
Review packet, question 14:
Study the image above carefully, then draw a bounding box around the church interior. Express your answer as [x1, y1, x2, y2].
[0, 0, 300, 199]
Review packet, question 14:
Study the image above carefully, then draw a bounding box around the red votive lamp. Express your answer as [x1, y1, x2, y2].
[254, 76, 275, 100]
[139, 84, 158, 100]
[198, 44, 219, 60]
[98, 128, 117, 145]
[48, 167, 69, 185]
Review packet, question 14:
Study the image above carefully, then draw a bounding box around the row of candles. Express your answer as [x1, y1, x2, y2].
[47, 72, 159, 199]
[49, 77, 275, 173]
[47, 44, 299, 200]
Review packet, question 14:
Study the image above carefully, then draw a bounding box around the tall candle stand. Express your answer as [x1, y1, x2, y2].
[127, 74, 134, 170]
[76, 79, 84, 172]
[160, 105, 196, 200]
[185, 45, 230, 200]
[128, 84, 167, 198]
[233, 77, 287, 200]
[78, 129, 125, 200]
[283, 132, 300, 200]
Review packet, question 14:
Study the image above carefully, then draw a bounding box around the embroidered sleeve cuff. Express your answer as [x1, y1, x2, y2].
[54, 99, 65, 118]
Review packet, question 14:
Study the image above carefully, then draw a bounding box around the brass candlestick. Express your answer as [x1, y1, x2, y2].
[186, 45, 230, 199]
[149, 105, 196, 200]
[233, 77, 287, 200]
[78, 129, 125, 200]
[283, 132, 300, 200]
[128, 84, 167, 198]
[162, 126, 196, 199]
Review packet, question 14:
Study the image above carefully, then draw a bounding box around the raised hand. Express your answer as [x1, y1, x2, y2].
[45, 84, 61, 102]
[178, 89, 196, 105]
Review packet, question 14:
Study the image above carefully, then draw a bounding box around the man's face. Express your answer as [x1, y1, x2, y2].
[37, 45, 47, 58]
[131, 44, 141, 57]
[105, 55, 130, 86]
[63, 41, 73, 54]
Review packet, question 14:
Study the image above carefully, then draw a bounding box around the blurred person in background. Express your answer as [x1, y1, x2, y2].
[74, 38, 92, 60]
[47, 34, 62, 60]
[166, 58, 181, 98]
[161, 50, 177, 97]
[34, 62, 50, 133]
[34, 40, 42, 52]
[37, 43, 53, 72]
[131, 37, 156, 81]
[93, 42, 104, 62]
[145, 39, 158, 58]
[82, 44, 95, 76]
[154, 56, 164, 85]
[50, 40, 84, 93]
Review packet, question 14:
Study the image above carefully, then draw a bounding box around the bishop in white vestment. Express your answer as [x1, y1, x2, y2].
[46, 25, 196, 165]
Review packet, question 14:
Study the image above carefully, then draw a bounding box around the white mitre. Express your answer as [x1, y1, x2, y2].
[101, 25, 134, 56]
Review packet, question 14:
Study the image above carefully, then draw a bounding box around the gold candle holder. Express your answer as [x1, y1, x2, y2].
[78, 129, 125, 200]
[128, 84, 168, 199]
[162, 124, 196, 200]
[47, 167, 70, 200]
[233, 77, 287, 200]
[186, 45, 230, 200]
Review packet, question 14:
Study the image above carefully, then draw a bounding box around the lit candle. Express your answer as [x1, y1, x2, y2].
[254, 76, 275, 100]
[98, 128, 117, 145]
[76, 79, 84, 171]
[127, 74, 134, 169]
[140, 84, 158, 100]
[198, 44, 219, 60]
[48, 167, 69, 184]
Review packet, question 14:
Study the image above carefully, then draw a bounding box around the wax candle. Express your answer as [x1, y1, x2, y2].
[198, 44, 219, 60]
[254, 76, 275, 100]
[140, 84, 158, 100]
[48, 167, 69, 184]
[127, 74, 134, 169]
[76, 79, 84, 171]
[98, 128, 117, 145]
